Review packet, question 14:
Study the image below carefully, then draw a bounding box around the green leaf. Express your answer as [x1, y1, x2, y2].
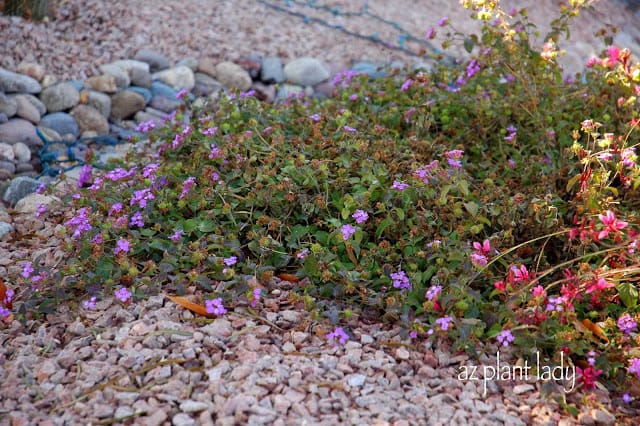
[464, 37, 475, 53]
[618, 282, 638, 308]
[376, 217, 394, 238]
[438, 185, 451, 205]
[197, 219, 217, 233]
[140, 228, 157, 237]
[463, 201, 479, 217]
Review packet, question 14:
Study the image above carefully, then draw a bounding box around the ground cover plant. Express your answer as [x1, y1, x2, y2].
[5, 0, 640, 416]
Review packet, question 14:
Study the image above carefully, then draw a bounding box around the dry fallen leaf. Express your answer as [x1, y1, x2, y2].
[167, 295, 213, 318]
[277, 273, 300, 283]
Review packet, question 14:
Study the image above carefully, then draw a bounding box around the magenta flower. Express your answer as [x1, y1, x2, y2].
[470, 252, 488, 267]
[130, 211, 144, 228]
[532, 285, 546, 298]
[310, 113, 321, 122]
[327, 326, 349, 345]
[205, 298, 227, 316]
[585, 277, 614, 294]
[425, 28, 436, 40]
[343, 125, 358, 134]
[203, 127, 218, 137]
[114, 287, 132, 303]
[401, 79, 413, 92]
[176, 89, 188, 100]
[577, 366, 602, 389]
[623, 393, 632, 404]
[130, 188, 154, 208]
[88, 177, 103, 191]
[135, 119, 156, 133]
[352, 209, 369, 224]
[36, 183, 47, 194]
[496, 329, 515, 347]
[0, 306, 10, 318]
[114, 239, 130, 255]
[472, 240, 491, 255]
[438, 16, 449, 27]
[91, 234, 103, 244]
[510, 264, 531, 283]
[341, 224, 357, 241]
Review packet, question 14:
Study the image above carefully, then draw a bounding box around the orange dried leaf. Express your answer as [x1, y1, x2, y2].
[579, 318, 609, 343]
[277, 273, 300, 283]
[168, 295, 212, 318]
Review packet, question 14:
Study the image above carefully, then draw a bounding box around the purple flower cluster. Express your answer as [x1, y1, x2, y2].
[497, 329, 515, 347]
[114, 239, 130, 255]
[65, 207, 92, 239]
[179, 177, 196, 200]
[327, 326, 349, 345]
[205, 298, 227, 316]
[390, 270, 411, 290]
[618, 313, 637, 335]
[115, 287, 132, 303]
[351, 209, 369, 224]
[130, 188, 155, 208]
[105, 167, 137, 182]
[436, 316, 454, 331]
[445, 149, 464, 169]
[425, 284, 442, 301]
[331, 70, 360, 88]
[78, 165, 93, 188]
[130, 211, 144, 228]
[341, 224, 356, 241]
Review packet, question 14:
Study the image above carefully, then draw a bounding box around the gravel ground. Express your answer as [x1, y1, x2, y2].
[3, 0, 640, 424]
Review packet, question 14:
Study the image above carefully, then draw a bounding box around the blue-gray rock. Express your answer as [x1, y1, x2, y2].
[0, 222, 13, 239]
[152, 66, 195, 91]
[70, 105, 110, 136]
[0, 93, 17, 117]
[18, 93, 46, 116]
[11, 94, 41, 123]
[214, 61, 252, 91]
[0, 143, 14, 161]
[99, 64, 130, 89]
[68, 80, 85, 91]
[260, 57, 285, 84]
[149, 96, 181, 113]
[130, 68, 152, 88]
[134, 49, 171, 73]
[351, 62, 386, 79]
[83, 90, 111, 118]
[125, 87, 152, 104]
[193, 73, 224, 97]
[0, 118, 41, 147]
[276, 84, 305, 100]
[110, 91, 146, 121]
[39, 112, 80, 139]
[110, 123, 138, 141]
[237, 55, 262, 79]
[40, 82, 80, 112]
[177, 57, 199, 71]
[3, 176, 41, 206]
[13, 142, 31, 163]
[0, 113, 7, 124]
[0, 160, 15, 174]
[84, 74, 118, 93]
[16, 163, 34, 174]
[0, 67, 42, 94]
[150, 81, 179, 100]
[284, 58, 330, 86]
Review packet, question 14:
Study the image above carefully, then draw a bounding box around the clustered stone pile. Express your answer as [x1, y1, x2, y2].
[0, 50, 419, 238]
